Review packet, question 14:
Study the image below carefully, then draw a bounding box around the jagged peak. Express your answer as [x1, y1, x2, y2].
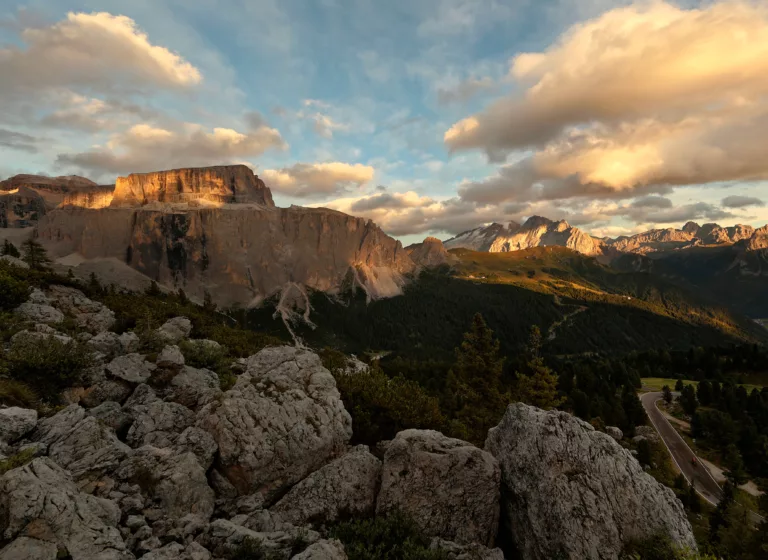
[522, 215, 555, 229]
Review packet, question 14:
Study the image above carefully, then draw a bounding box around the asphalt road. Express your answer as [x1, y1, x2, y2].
[640, 392, 723, 506]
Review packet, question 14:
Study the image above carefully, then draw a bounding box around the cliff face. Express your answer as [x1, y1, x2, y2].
[0, 186, 47, 228]
[0, 174, 99, 209]
[63, 186, 116, 209]
[111, 165, 274, 207]
[406, 237, 452, 268]
[38, 201, 415, 306]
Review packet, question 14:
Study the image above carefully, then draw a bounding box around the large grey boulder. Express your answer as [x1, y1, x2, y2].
[376, 430, 500, 547]
[605, 426, 623, 441]
[156, 317, 193, 344]
[0, 407, 37, 444]
[46, 285, 116, 333]
[141, 542, 210, 560]
[429, 539, 504, 560]
[293, 540, 347, 560]
[14, 302, 63, 324]
[0, 537, 57, 560]
[10, 328, 71, 346]
[88, 401, 133, 434]
[197, 346, 352, 499]
[87, 331, 124, 358]
[81, 380, 133, 408]
[106, 354, 156, 384]
[196, 519, 318, 559]
[33, 406, 130, 482]
[271, 445, 381, 526]
[168, 366, 221, 409]
[0, 255, 29, 269]
[115, 445, 215, 522]
[0, 458, 130, 559]
[156, 345, 185, 369]
[125, 399, 195, 448]
[485, 403, 697, 560]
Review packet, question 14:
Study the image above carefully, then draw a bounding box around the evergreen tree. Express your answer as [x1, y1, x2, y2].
[662, 385, 673, 404]
[675, 379, 684, 392]
[710, 480, 735, 544]
[636, 438, 652, 466]
[146, 280, 161, 296]
[177, 289, 189, 305]
[203, 290, 217, 312]
[698, 379, 713, 406]
[621, 385, 645, 434]
[679, 384, 698, 416]
[723, 444, 748, 485]
[21, 238, 50, 270]
[88, 272, 102, 294]
[1, 239, 20, 258]
[514, 325, 564, 410]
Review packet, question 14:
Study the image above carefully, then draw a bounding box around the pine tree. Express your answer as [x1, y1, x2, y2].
[88, 272, 102, 294]
[21, 238, 50, 269]
[723, 444, 748, 485]
[177, 289, 189, 305]
[1, 239, 20, 258]
[146, 281, 161, 296]
[663, 385, 673, 404]
[679, 384, 698, 415]
[710, 480, 735, 543]
[203, 290, 217, 312]
[675, 379, 684, 392]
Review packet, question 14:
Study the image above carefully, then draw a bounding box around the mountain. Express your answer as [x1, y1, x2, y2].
[405, 236, 453, 268]
[36, 165, 416, 306]
[0, 174, 101, 209]
[445, 216, 604, 256]
[607, 221, 757, 254]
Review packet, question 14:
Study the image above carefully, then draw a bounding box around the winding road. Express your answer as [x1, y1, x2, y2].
[640, 392, 723, 506]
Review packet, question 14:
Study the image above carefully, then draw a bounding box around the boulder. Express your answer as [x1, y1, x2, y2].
[0, 458, 129, 559]
[125, 399, 195, 448]
[28, 289, 49, 305]
[196, 519, 318, 559]
[429, 539, 504, 560]
[156, 345, 185, 369]
[141, 542, 211, 560]
[0, 407, 37, 444]
[485, 403, 697, 560]
[14, 302, 63, 324]
[119, 332, 141, 354]
[197, 346, 352, 499]
[115, 445, 215, 522]
[634, 425, 660, 443]
[10, 329, 72, 345]
[156, 317, 193, 344]
[81, 380, 134, 408]
[88, 402, 133, 434]
[106, 354, 156, 384]
[46, 285, 116, 333]
[271, 445, 381, 526]
[605, 426, 623, 441]
[168, 366, 221, 409]
[176, 427, 218, 470]
[292, 540, 347, 560]
[0, 537, 57, 560]
[87, 332, 124, 357]
[376, 430, 500, 547]
[32, 404, 87, 446]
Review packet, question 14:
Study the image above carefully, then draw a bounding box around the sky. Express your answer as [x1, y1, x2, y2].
[1, 0, 767, 245]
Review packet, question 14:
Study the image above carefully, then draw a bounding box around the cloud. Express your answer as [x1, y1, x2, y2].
[418, 0, 513, 37]
[0, 12, 201, 98]
[0, 128, 38, 153]
[446, 1, 768, 204]
[437, 76, 495, 105]
[721, 195, 764, 208]
[56, 120, 286, 178]
[350, 191, 435, 212]
[39, 94, 160, 132]
[630, 196, 673, 209]
[262, 162, 375, 198]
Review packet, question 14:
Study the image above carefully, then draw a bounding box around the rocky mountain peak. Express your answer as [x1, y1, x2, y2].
[111, 164, 275, 208]
[522, 215, 554, 229]
[682, 221, 701, 235]
[406, 237, 452, 267]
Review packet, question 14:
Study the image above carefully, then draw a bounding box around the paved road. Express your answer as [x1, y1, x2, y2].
[640, 392, 723, 506]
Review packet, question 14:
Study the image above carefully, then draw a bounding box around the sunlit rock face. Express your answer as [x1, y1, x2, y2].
[0, 174, 99, 209]
[63, 186, 116, 209]
[111, 165, 274, 207]
[37, 165, 415, 306]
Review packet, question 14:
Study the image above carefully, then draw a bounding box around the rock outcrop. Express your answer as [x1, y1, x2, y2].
[406, 237, 453, 267]
[37, 165, 416, 306]
[0, 186, 46, 228]
[445, 217, 604, 257]
[111, 165, 274, 207]
[376, 430, 500, 547]
[63, 185, 115, 209]
[196, 346, 352, 499]
[485, 403, 697, 560]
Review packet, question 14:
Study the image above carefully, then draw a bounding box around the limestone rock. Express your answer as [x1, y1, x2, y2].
[10, 329, 72, 346]
[87, 331, 124, 357]
[168, 366, 221, 409]
[197, 346, 352, 499]
[141, 542, 211, 560]
[430, 539, 504, 560]
[46, 285, 115, 333]
[197, 519, 318, 559]
[0, 458, 129, 559]
[0, 407, 37, 444]
[0, 537, 58, 560]
[157, 345, 185, 368]
[32, 404, 87, 446]
[88, 401, 133, 434]
[106, 354, 156, 384]
[271, 445, 381, 526]
[119, 332, 141, 353]
[81, 380, 134, 408]
[156, 317, 193, 344]
[14, 302, 64, 324]
[485, 403, 697, 560]
[634, 425, 660, 443]
[176, 427, 218, 470]
[112, 165, 274, 207]
[292, 540, 347, 560]
[115, 445, 215, 522]
[406, 237, 452, 267]
[125, 399, 195, 448]
[605, 426, 623, 441]
[376, 429, 500, 547]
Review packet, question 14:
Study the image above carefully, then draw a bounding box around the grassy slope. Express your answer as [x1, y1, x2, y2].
[295, 247, 767, 359]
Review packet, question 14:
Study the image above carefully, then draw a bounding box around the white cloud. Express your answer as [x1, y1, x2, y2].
[56, 120, 286, 179]
[446, 1, 768, 205]
[0, 12, 201, 98]
[722, 195, 764, 208]
[262, 162, 375, 198]
[437, 76, 495, 104]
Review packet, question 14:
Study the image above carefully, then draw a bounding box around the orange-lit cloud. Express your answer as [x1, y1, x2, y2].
[263, 162, 375, 198]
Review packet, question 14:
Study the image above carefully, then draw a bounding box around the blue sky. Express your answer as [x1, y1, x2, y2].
[1, 0, 767, 245]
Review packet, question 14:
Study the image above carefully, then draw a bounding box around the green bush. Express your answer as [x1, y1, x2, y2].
[622, 533, 716, 559]
[330, 512, 449, 560]
[180, 340, 231, 374]
[0, 378, 37, 407]
[0, 270, 29, 311]
[0, 447, 37, 476]
[333, 367, 446, 446]
[6, 336, 94, 400]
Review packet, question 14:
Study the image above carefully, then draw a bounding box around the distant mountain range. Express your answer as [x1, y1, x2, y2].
[445, 216, 768, 259]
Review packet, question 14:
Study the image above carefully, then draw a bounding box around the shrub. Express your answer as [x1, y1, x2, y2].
[0, 378, 37, 407]
[330, 512, 449, 560]
[0, 270, 29, 311]
[180, 340, 230, 374]
[6, 336, 94, 399]
[334, 367, 446, 446]
[0, 447, 37, 476]
[622, 533, 715, 560]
